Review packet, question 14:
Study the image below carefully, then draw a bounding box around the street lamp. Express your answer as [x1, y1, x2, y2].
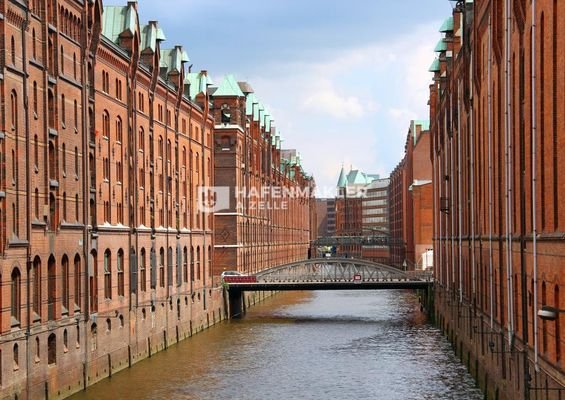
[537, 305, 565, 321]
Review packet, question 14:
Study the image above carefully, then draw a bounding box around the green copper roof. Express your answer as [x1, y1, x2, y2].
[263, 108, 271, 131]
[246, 93, 259, 115]
[439, 16, 454, 32]
[184, 72, 210, 99]
[428, 58, 440, 72]
[257, 104, 265, 126]
[160, 47, 189, 75]
[414, 120, 430, 131]
[337, 166, 347, 188]
[102, 5, 137, 44]
[434, 39, 447, 52]
[347, 170, 372, 185]
[214, 74, 245, 97]
[140, 23, 166, 53]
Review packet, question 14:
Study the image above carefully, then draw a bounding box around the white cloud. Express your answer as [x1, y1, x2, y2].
[302, 88, 365, 119]
[233, 22, 441, 191]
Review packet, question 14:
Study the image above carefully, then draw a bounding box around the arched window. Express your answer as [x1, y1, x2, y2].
[63, 329, 68, 351]
[158, 136, 163, 158]
[89, 250, 98, 312]
[48, 141, 56, 181]
[139, 127, 145, 152]
[196, 247, 201, 281]
[116, 117, 122, 143]
[167, 246, 173, 287]
[139, 248, 146, 292]
[32, 256, 41, 317]
[35, 337, 40, 361]
[190, 247, 195, 283]
[33, 81, 38, 114]
[48, 89, 55, 128]
[61, 94, 66, 126]
[150, 246, 156, 289]
[62, 192, 67, 221]
[32, 29, 37, 59]
[62, 142, 67, 175]
[159, 247, 165, 288]
[34, 188, 39, 219]
[117, 249, 124, 296]
[102, 110, 110, 138]
[183, 247, 188, 283]
[48, 334, 56, 364]
[91, 323, 97, 351]
[60, 45, 64, 75]
[11, 90, 18, 131]
[61, 255, 69, 313]
[104, 250, 112, 299]
[48, 256, 56, 320]
[11, 267, 22, 323]
[74, 254, 81, 310]
[73, 53, 77, 80]
[34, 134, 39, 169]
[195, 152, 199, 173]
[13, 343, 19, 369]
[10, 36, 15, 65]
[208, 246, 212, 278]
[74, 100, 78, 129]
[75, 194, 79, 222]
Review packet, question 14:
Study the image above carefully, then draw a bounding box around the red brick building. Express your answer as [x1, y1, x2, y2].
[0, 1, 314, 399]
[211, 76, 314, 275]
[430, 1, 565, 398]
[389, 120, 433, 270]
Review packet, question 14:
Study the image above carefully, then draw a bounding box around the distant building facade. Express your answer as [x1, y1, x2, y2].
[362, 178, 390, 263]
[211, 76, 314, 275]
[389, 120, 433, 270]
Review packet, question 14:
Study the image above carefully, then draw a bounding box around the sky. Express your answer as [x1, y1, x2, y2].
[132, 0, 453, 194]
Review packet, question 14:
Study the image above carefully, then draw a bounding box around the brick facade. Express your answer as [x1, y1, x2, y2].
[0, 1, 313, 399]
[430, 1, 565, 399]
[389, 121, 433, 270]
[211, 84, 314, 275]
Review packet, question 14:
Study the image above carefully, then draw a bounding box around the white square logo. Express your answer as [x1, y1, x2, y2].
[197, 186, 230, 213]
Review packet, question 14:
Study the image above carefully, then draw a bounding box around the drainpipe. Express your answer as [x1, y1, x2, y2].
[450, 92, 455, 292]
[22, 5, 31, 399]
[487, 14, 494, 328]
[469, 53, 476, 301]
[438, 116, 443, 291]
[457, 81, 462, 304]
[505, 0, 515, 343]
[531, 0, 539, 372]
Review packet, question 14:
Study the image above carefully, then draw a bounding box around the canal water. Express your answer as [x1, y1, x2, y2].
[70, 290, 483, 400]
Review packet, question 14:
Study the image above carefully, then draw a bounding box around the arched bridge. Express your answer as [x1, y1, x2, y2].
[224, 258, 433, 317]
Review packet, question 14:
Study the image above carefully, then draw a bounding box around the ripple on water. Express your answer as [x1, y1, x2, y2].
[69, 290, 484, 400]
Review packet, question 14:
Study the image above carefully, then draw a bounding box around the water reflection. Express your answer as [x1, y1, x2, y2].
[70, 290, 483, 400]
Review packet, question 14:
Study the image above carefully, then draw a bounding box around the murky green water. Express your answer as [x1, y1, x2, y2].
[70, 290, 483, 400]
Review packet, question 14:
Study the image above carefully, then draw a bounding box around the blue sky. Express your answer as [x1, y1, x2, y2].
[134, 0, 453, 193]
